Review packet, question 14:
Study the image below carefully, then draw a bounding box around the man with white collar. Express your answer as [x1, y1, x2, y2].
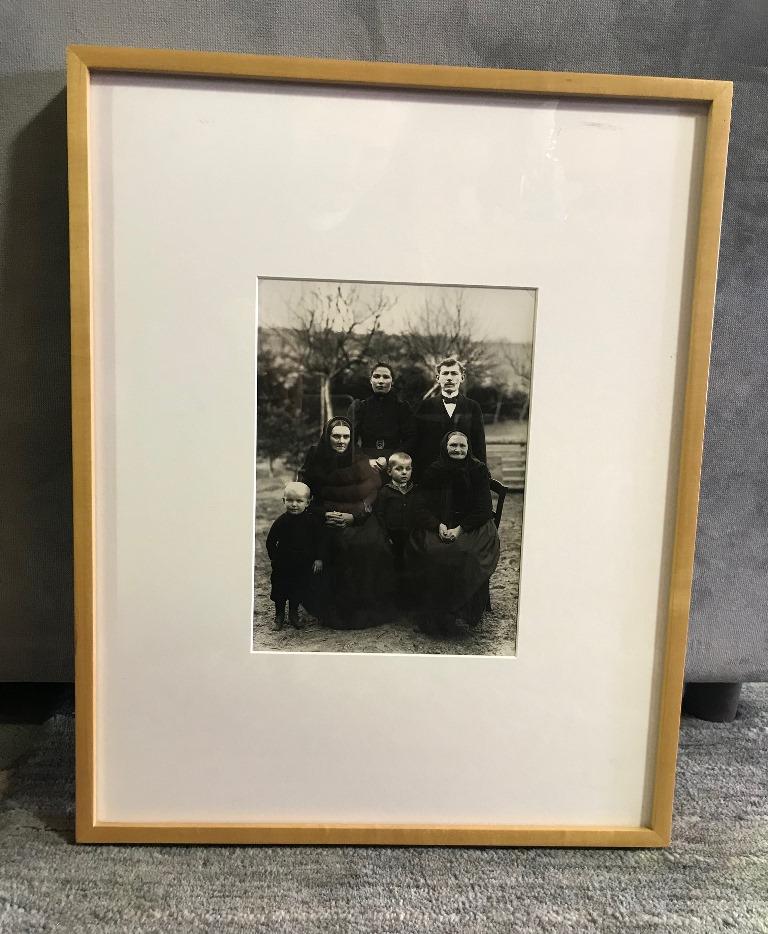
[412, 357, 487, 479]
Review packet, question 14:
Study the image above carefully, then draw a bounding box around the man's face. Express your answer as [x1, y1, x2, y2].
[330, 425, 351, 453]
[389, 460, 412, 483]
[370, 367, 393, 394]
[438, 365, 463, 394]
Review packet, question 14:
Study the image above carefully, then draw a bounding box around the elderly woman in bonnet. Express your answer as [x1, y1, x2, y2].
[409, 430, 500, 635]
[299, 416, 392, 627]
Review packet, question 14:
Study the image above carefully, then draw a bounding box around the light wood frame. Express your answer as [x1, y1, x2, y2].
[68, 45, 731, 847]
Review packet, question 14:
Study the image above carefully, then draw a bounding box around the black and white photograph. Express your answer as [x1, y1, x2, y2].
[253, 278, 535, 655]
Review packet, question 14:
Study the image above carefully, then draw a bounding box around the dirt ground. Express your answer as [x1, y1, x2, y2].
[252, 460, 522, 656]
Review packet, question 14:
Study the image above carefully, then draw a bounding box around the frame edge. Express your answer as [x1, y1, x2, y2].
[68, 45, 732, 848]
[77, 821, 666, 847]
[649, 83, 733, 841]
[67, 45, 98, 842]
[68, 44, 731, 102]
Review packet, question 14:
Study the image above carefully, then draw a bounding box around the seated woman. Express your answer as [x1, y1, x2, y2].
[410, 430, 500, 635]
[299, 416, 391, 628]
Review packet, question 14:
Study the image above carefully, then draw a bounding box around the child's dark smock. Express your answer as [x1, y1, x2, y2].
[265, 511, 324, 605]
[374, 482, 436, 537]
[373, 481, 435, 565]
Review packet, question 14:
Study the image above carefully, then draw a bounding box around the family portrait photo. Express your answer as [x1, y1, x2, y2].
[252, 278, 535, 656]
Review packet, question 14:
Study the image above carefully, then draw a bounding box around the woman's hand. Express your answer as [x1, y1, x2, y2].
[439, 523, 462, 542]
[325, 511, 354, 528]
[312, 559, 323, 574]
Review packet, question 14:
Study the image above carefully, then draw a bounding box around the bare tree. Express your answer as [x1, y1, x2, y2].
[496, 342, 532, 420]
[284, 284, 394, 429]
[402, 289, 491, 398]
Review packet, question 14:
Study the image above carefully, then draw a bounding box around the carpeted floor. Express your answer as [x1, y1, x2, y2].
[0, 686, 766, 933]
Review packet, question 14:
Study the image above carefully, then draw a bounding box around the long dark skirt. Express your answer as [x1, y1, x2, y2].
[409, 519, 500, 626]
[320, 518, 397, 629]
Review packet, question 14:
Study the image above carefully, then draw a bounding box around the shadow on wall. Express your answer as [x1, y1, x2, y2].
[0, 84, 73, 680]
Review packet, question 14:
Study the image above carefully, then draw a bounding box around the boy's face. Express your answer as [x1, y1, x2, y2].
[283, 490, 310, 514]
[330, 425, 351, 453]
[370, 367, 393, 394]
[437, 364, 463, 394]
[389, 459, 412, 483]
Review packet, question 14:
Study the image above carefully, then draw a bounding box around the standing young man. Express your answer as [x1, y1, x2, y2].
[413, 357, 487, 478]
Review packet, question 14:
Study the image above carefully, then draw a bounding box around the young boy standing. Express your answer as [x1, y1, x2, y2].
[373, 452, 434, 569]
[265, 481, 324, 630]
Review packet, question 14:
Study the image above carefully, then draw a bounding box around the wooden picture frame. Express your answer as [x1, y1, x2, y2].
[68, 45, 731, 846]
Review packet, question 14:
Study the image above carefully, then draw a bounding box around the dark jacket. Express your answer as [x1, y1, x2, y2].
[413, 394, 487, 477]
[299, 448, 381, 521]
[266, 511, 325, 567]
[373, 483, 438, 535]
[265, 511, 325, 606]
[348, 394, 417, 458]
[419, 459, 494, 532]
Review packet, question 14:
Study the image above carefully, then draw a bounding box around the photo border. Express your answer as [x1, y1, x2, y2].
[252, 274, 535, 659]
[67, 45, 732, 846]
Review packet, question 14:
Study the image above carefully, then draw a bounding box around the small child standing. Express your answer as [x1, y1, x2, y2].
[265, 481, 324, 630]
[373, 452, 433, 571]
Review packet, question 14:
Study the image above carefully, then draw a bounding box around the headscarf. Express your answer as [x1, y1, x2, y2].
[299, 415, 383, 515]
[317, 416, 355, 470]
[299, 415, 357, 498]
[416, 431, 485, 526]
[438, 431, 476, 470]
[421, 430, 484, 498]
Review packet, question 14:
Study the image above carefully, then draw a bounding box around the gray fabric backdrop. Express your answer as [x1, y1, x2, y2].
[1, 1, 766, 681]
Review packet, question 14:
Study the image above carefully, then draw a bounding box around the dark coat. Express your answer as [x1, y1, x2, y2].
[373, 483, 438, 536]
[266, 511, 325, 565]
[299, 447, 381, 521]
[299, 416, 382, 522]
[348, 394, 417, 459]
[419, 459, 494, 532]
[412, 394, 487, 477]
[297, 418, 391, 627]
[265, 511, 325, 604]
[408, 435, 500, 624]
